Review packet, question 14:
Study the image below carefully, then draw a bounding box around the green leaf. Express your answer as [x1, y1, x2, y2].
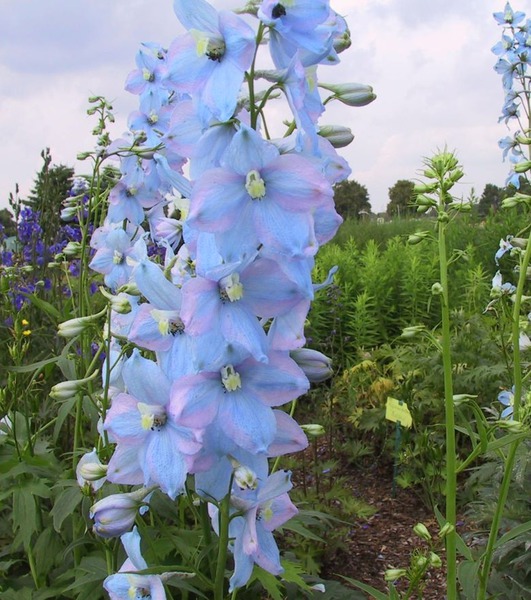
[53, 395, 78, 443]
[12, 486, 38, 548]
[251, 565, 284, 600]
[6, 355, 60, 373]
[338, 575, 388, 600]
[23, 292, 62, 319]
[457, 559, 479, 599]
[50, 485, 83, 532]
[493, 519, 531, 550]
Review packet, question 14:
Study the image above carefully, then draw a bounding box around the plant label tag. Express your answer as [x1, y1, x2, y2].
[385, 397, 412, 428]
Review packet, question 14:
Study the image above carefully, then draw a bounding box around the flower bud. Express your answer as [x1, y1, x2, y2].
[318, 125, 354, 148]
[76, 449, 108, 491]
[416, 193, 437, 206]
[300, 423, 326, 437]
[77, 151, 92, 161]
[438, 522, 455, 538]
[90, 487, 152, 538]
[320, 82, 376, 107]
[49, 371, 99, 400]
[99, 287, 133, 314]
[413, 522, 432, 541]
[384, 568, 407, 581]
[407, 231, 430, 245]
[514, 160, 531, 173]
[62, 241, 83, 257]
[415, 555, 429, 569]
[58, 312, 104, 337]
[401, 325, 425, 339]
[290, 348, 333, 382]
[429, 552, 442, 568]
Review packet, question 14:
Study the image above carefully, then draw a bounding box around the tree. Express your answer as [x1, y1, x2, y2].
[333, 179, 372, 220]
[386, 179, 416, 218]
[0, 208, 16, 237]
[477, 183, 504, 217]
[24, 148, 74, 247]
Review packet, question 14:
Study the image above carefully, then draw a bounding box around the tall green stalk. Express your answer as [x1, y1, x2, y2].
[477, 228, 531, 599]
[414, 150, 465, 600]
[436, 197, 457, 600]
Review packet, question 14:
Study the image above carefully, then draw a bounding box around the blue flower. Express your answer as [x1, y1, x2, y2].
[498, 387, 515, 419]
[104, 527, 168, 600]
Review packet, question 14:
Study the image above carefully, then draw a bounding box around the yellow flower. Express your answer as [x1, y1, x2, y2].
[21, 319, 29, 326]
[22, 330, 32, 337]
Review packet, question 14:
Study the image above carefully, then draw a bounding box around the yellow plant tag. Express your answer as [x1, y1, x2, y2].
[385, 397, 412, 428]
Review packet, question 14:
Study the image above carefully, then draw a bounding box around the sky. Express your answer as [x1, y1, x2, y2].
[0, 0, 516, 215]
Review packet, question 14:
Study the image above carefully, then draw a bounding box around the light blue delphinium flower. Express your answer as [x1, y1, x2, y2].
[104, 351, 203, 499]
[209, 469, 298, 592]
[498, 387, 515, 419]
[258, 0, 335, 68]
[186, 123, 333, 259]
[104, 527, 168, 599]
[165, 0, 256, 122]
[493, 3, 526, 27]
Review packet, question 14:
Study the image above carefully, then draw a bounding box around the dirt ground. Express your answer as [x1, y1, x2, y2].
[319, 460, 452, 599]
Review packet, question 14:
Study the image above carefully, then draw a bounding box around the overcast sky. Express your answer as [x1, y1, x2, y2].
[0, 0, 515, 215]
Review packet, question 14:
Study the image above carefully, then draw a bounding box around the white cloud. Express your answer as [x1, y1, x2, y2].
[0, 0, 514, 215]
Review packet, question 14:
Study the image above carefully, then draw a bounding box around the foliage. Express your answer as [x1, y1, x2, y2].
[333, 179, 372, 220]
[386, 180, 416, 218]
[476, 183, 505, 217]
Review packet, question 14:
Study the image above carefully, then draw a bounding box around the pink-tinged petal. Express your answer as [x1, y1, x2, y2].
[218, 391, 276, 453]
[241, 352, 309, 406]
[148, 577, 167, 600]
[264, 154, 332, 211]
[165, 35, 215, 92]
[241, 258, 303, 317]
[169, 373, 220, 428]
[267, 410, 308, 456]
[123, 352, 172, 407]
[105, 393, 145, 441]
[254, 527, 283, 574]
[220, 303, 268, 362]
[180, 277, 219, 335]
[173, 0, 218, 33]
[188, 169, 248, 231]
[121, 527, 148, 570]
[267, 299, 310, 350]
[134, 259, 182, 310]
[129, 306, 174, 352]
[242, 506, 259, 555]
[106, 444, 144, 485]
[253, 199, 317, 257]
[145, 429, 188, 499]
[258, 470, 293, 505]
[262, 493, 298, 531]
[221, 124, 279, 174]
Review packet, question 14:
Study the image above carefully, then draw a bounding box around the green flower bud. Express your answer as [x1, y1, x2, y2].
[407, 231, 430, 245]
[301, 423, 326, 437]
[318, 125, 354, 148]
[514, 160, 531, 173]
[320, 82, 376, 107]
[384, 568, 407, 581]
[429, 552, 442, 568]
[438, 522, 455, 538]
[50, 371, 99, 400]
[413, 522, 432, 541]
[401, 325, 426, 338]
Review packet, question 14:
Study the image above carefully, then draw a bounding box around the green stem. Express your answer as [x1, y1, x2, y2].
[438, 214, 457, 600]
[477, 228, 531, 599]
[214, 494, 231, 600]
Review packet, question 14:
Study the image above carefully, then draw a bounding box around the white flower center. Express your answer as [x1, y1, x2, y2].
[221, 365, 242, 392]
[245, 170, 266, 199]
[219, 273, 244, 302]
[137, 402, 167, 431]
